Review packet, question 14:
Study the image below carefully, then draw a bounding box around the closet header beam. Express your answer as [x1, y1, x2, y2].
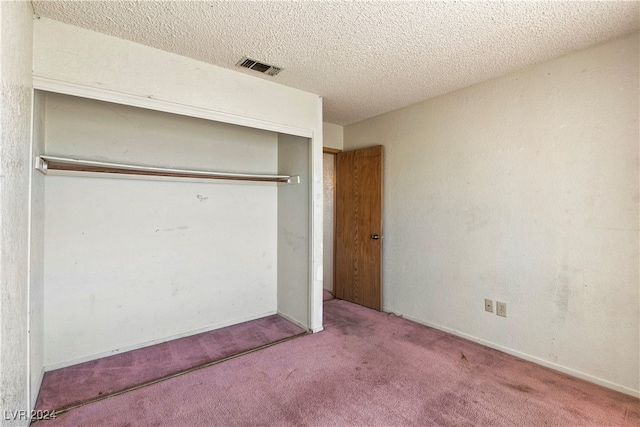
[35, 156, 300, 184]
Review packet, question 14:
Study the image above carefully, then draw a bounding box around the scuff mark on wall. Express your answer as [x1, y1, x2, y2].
[158, 226, 189, 233]
[282, 229, 307, 252]
[463, 204, 490, 232]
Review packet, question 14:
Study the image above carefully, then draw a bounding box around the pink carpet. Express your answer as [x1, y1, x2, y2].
[37, 299, 639, 426]
[35, 314, 305, 412]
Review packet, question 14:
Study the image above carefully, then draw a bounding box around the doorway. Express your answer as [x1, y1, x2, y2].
[323, 148, 340, 296]
[327, 145, 384, 311]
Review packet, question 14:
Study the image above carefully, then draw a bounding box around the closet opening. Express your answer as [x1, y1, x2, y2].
[30, 91, 314, 389]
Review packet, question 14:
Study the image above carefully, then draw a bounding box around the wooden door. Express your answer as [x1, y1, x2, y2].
[334, 145, 383, 310]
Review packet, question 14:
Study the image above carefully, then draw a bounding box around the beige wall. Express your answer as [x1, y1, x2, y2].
[344, 33, 639, 396]
[323, 122, 344, 150]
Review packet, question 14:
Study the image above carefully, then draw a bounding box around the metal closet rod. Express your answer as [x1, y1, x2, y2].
[35, 156, 300, 184]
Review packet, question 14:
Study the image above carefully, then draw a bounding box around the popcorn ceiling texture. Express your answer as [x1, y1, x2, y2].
[31, 1, 639, 125]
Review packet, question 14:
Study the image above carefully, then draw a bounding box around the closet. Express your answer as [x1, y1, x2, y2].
[34, 91, 313, 370]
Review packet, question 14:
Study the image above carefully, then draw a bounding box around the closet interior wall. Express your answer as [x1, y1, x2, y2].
[277, 134, 310, 325]
[40, 92, 309, 369]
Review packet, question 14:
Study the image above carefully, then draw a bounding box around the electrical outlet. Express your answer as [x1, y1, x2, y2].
[484, 299, 493, 313]
[496, 301, 507, 317]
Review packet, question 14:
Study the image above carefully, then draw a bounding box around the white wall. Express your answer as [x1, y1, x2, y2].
[322, 122, 344, 150]
[344, 33, 639, 396]
[277, 134, 311, 328]
[0, 1, 33, 424]
[33, 17, 324, 334]
[28, 91, 45, 406]
[43, 93, 279, 368]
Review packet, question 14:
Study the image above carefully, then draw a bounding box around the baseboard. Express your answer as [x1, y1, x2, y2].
[44, 310, 278, 371]
[400, 313, 640, 398]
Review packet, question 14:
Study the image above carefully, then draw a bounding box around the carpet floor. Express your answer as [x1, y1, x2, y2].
[37, 299, 638, 426]
[35, 314, 306, 413]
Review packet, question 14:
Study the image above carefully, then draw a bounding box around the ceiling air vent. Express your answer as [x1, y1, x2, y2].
[236, 57, 283, 76]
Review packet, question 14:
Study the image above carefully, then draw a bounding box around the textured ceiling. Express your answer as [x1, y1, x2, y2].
[31, 1, 639, 125]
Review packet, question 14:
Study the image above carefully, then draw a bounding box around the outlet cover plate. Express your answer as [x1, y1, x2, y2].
[497, 301, 507, 317]
[485, 299, 493, 313]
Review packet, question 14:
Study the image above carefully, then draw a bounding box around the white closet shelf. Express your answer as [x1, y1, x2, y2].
[35, 156, 300, 184]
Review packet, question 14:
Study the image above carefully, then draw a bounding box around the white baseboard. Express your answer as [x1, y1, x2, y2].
[399, 313, 639, 398]
[44, 310, 277, 371]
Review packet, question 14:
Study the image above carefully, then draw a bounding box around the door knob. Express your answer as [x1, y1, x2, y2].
[371, 234, 380, 240]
